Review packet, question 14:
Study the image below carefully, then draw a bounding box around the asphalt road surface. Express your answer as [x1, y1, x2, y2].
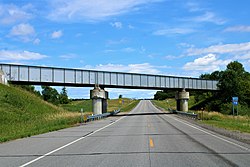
[0, 100, 249, 167]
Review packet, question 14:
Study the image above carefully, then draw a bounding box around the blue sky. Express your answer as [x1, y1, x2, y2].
[1, 0, 250, 99]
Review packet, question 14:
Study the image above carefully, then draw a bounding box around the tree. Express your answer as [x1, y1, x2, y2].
[41, 86, 59, 105]
[193, 61, 250, 115]
[154, 90, 175, 100]
[119, 94, 123, 99]
[59, 87, 70, 104]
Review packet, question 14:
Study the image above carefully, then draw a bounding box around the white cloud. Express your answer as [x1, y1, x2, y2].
[9, 23, 35, 42]
[10, 23, 35, 36]
[33, 38, 40, 45]
[103, 47, 135, 53]
[128, 24, 135, 29]
[59, 53, 77, 60]
[110, 22, 122, 29]
[187, 42, 250, 56]
[189, 12, 226, 25]
[0, 4, 33, 25]
[164, 55, 179, 60]
[106, 38, 127, 45]
[48, 0, 162, 22]
[224, 26, 250, 32]
[186, 2, 204, 12]
[83, 63, 166, 74]
[153, 28, 195, 35]
[51, 30, 63, 39]
[183, 54, 231, 72]
[122, 47, 135, 52]
[0, 50, 48, 61]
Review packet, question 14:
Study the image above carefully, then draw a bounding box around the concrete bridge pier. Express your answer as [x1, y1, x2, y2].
[0, 70, 8, 85]
[175, 89, 189, 112]
[90, 86, 108, 115]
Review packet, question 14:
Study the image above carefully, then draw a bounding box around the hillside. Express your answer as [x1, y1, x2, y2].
[0, 84, 80, 142]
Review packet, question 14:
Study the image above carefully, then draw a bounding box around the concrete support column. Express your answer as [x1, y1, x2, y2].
[0, 70, 8, 85]
[175, 89, 189, 112]
[90, 86, 108, 115]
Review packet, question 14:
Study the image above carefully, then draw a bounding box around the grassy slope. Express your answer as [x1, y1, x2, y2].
[59, 100, 92, 113]
[0, 84, 139, 143]
[152, 98, 250, 133]
[0, 84, 80, 142]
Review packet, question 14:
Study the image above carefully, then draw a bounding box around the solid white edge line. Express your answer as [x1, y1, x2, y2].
[19, 116, 126, 167]
[149, 100, 249, 151]
[169, 115, 249, 151]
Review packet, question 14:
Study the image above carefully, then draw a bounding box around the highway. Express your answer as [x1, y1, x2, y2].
[0, 100, 249, 167]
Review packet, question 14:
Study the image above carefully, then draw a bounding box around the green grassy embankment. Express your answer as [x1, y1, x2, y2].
[152, 98, 250, 133]
[0, 83, 139, 143]
[0, 84, 80, 143]
[152, 99, 176, 111]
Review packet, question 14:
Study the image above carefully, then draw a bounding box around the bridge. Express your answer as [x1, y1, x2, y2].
[0, 63, 219, 114]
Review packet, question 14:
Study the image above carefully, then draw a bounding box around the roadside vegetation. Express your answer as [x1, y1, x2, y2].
[153, 61, 250, 133]
[0, 84, 138, 143]
[0, 84, 80, 143]
[152, 99, 250, 133]
[107, 98, 139, 113]
[196, 111, 250, 133]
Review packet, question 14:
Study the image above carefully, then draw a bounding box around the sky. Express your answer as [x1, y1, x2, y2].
[1, 0, 250, 99]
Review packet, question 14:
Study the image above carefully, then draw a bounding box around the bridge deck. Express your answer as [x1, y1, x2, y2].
[0, 64, 218, 90]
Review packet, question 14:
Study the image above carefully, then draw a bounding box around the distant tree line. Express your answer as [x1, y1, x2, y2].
[16, 85, 70, 105]
[154, 61, 250, 115]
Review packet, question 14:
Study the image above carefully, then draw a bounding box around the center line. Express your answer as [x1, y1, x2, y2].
[149, 138, 154, 148]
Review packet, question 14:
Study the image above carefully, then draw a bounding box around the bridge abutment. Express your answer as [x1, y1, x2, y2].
[175, 89, 189, 112]
[90, 86, 108, 115]
[0, 70, 8, 85]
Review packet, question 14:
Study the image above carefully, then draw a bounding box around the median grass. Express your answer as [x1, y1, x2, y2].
[0, 84, 81, 143]
[152, 98, 250, 134]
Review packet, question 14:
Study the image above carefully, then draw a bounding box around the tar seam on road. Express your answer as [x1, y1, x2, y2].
[169, 116, 250, 151]
[19, 116, 126, 167]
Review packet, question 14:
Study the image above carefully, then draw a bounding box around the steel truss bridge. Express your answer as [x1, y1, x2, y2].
[0, 64, 218, 90]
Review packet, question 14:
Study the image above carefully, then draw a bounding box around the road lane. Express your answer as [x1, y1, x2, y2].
[0, 100, 249, 167]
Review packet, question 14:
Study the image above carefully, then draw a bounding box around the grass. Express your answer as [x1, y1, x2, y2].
[196, 111, 250, 133]
[59, 100, 92, 113]
[152, 99, 176, 111]
[0, 84, 80, 143]
[152, 98, 250, 134]
[60, 98, 139, 113]
[107, 98, 139, 112]
[0, 84, 139, 143]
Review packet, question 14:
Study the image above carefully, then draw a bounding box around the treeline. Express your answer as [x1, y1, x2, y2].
[154, 61, 250, 115]
[15, 85, 70, 105]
